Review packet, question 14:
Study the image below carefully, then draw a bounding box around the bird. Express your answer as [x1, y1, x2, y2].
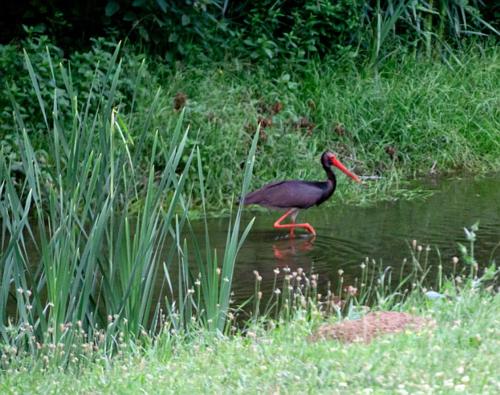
[242, 151, 362, 237]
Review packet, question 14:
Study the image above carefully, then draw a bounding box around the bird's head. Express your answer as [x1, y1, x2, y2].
[322, 151, 362, 183]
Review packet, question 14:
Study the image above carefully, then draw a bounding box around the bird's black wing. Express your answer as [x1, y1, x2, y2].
[243, 180, 326, 209]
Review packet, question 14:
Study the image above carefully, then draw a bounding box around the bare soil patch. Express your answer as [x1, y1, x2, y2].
[310, 311, 433, 344]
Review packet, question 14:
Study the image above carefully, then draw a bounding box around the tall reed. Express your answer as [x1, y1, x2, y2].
[0, 43, 256, 360]
[365, 0, 499, 66]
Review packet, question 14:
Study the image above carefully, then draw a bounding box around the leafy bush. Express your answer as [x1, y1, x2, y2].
[228, 0, 364, 62]
[0, 35, 153, 163]
[3, 1, 497, 65]
[102, 0, 228, 62]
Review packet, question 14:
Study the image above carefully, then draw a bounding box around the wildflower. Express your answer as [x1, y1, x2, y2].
[443, 379, 454, 388]
[274, 289, 281, 295]
[338, 269, 344, 276]
[346, 286, 358, 296]
[273, 268, 280, 275]
[454, 384, 466, 392]
[417, 245, 423, 252]
[452, 256, 459, 264]
[257, 292, 262, 299]
[412, 240, 417, 249]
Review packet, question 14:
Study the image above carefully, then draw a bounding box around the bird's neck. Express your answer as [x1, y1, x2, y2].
[323, 164, 337, 191]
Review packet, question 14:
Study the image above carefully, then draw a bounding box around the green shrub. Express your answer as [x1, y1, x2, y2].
[0, 35, 153, 164]
[227, 0, 364, 63]
[4, 1, 497, 65]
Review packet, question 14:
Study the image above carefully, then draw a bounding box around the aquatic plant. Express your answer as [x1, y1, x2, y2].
[247, 224, 498, 325]
[0, 47, 257, 362]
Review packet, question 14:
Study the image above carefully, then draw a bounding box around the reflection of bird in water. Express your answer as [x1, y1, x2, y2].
[272, 236, 315, 261]
[242, 151, 361, 236]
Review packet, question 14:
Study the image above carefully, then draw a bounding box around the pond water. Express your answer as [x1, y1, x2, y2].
[9, 174, 499, 318]
[191, 175, 500, 300]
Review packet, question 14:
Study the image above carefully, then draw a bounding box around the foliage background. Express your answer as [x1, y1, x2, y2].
[2, 1, 499, 62]
[1, 1, 499, 211]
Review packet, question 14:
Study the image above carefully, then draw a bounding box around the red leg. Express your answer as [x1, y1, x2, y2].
[273, 209, 316, 236]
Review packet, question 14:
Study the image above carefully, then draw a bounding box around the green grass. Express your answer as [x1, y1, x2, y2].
[0, 47, 257, 354]
[1, 221, 498, 393]
[1, 37, 499, 394]
[3, 41, 499, 213]
[142, 43, 500, 209]
[1, 285, 498, 394]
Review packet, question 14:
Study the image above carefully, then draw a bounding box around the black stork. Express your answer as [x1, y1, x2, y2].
[242, 151, 361, 237]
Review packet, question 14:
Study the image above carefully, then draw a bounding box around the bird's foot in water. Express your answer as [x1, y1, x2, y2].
[303, 223, 316, 236]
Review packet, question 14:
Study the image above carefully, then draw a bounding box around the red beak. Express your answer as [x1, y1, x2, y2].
[330, 157, 362, 183]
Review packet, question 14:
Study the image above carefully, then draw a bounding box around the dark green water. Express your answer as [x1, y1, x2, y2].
[192, 175, 500, 300]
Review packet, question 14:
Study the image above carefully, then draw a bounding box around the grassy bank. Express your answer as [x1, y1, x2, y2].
[1, 277, 499, 394]
[2, 40, 499, 211]
[1, 37, 499, 394]
[161, 44, 500, 207]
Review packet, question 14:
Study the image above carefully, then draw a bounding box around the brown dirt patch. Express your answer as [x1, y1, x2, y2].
[310, 312, 434, 344]
[173, 92, 187, 111]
